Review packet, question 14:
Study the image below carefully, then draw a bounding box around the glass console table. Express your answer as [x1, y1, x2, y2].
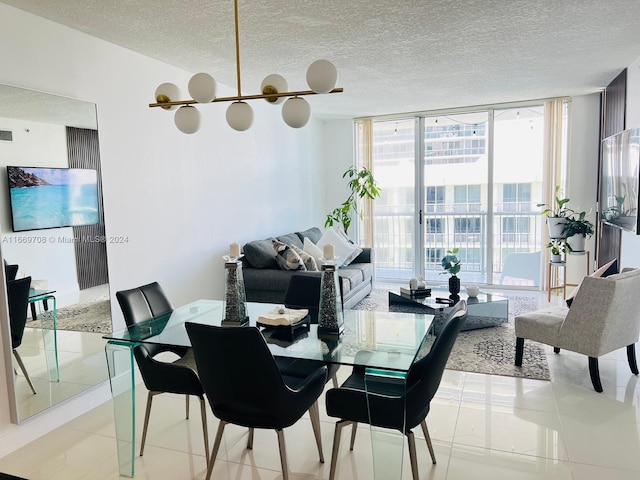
[28, 288, 59, 382]
[104, 300, 435, 478]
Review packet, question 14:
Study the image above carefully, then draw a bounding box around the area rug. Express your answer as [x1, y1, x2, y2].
[29, 300, 112, 334]
[353, 289, 550, 380]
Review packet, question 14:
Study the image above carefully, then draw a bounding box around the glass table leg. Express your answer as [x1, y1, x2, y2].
[365, 368, 407, 479]
[38, 295, 59, 382]
[105, 341, 137, 477]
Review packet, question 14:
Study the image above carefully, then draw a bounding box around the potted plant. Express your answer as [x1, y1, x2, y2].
[537, 185, 573, 238]
[325, 166, 381, 234]
[546, 239, 566, 263]
[562, 211, 594, 252]
[440, 248, 461, 296]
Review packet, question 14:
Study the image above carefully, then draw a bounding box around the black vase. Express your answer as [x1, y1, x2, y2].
[448, 275, 460, 296]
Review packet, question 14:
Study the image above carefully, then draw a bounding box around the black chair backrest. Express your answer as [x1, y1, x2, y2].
[4, 261, 18, 282]
[186, 322, 323, 429]
[7, 276, 32, 349]
[284, 274, 321, 323]
[405, 300, 467, 427]
[116, 282, 174, 359]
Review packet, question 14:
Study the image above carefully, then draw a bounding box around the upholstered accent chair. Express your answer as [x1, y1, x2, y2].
[515, 268, 640, 392]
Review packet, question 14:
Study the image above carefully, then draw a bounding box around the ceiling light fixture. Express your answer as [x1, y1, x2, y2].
[149, 0, 343, 133]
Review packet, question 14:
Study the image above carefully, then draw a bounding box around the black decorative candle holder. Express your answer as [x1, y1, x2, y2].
[222, 255, 249, 327]
[318, 259, 344, 339]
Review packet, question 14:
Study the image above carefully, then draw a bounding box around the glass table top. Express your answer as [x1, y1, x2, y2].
[105, 300, 436, 374]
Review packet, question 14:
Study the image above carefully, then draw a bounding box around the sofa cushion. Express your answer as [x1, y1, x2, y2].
[276, 233, 304, 249]
[243, 238, 278, 269]
[296, 227, 323, 244]
[273, 240, 306, 271]
[338, 267, 365, 291]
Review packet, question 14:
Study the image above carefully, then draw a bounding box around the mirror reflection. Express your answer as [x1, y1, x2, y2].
[0, 84, 110, 422]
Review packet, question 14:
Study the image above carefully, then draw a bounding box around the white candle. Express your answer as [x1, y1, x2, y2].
[323, 243, 335, 259]
[230, 242, 241, 258]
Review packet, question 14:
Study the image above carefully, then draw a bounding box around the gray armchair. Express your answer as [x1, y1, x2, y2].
[515, 268, 640, 392]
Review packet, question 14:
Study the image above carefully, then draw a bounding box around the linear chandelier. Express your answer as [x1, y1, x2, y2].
[149, 0, 343, 133]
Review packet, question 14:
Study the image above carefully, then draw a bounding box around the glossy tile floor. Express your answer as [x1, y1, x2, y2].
[2, 289, 640, 479]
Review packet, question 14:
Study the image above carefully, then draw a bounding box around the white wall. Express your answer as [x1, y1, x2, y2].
[0, 3, 325, 448]
[322, 119, 355, 235]
[621, 54, 640, 267]
[565, 93, 601, 282]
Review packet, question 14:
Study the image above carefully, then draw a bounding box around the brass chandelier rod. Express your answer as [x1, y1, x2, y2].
[149, 87, 344, 108]
[233, 0, 242, 98]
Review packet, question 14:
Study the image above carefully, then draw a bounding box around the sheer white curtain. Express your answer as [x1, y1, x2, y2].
[541, 99, 566, 289]
[355, 119, 375, 248]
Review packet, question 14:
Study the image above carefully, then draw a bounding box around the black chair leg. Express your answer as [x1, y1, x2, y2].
[553, 347, 560, 354]
[627, 344, 639, 375]
[515, 337, 524, 366]
[588, 357, 603, 393]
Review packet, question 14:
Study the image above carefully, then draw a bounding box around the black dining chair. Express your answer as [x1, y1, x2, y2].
[8, 276, 36, 395]
[4, 260, 18, 282]
[281, 273, 340, 387]
[185, 322, 327, 480]
[115, 282, 209, 462]
[325, 300, 467, 480]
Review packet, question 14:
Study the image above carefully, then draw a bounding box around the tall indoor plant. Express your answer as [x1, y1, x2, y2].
[325, 166, 381, 234]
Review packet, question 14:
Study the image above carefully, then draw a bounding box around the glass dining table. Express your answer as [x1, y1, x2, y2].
[104, 300, 435, 478]
[28, 288, 58, 382]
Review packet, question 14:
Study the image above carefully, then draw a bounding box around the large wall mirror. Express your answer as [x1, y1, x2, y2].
[0, 84, 110, 422]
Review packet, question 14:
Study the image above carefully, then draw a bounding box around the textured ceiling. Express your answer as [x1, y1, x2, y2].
[3, 0, 640, 119]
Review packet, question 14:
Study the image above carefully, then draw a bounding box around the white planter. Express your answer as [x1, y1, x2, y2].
[566, 234, 586, 252]
[550, 253, 562, 263]
[547, 217, 567, 239]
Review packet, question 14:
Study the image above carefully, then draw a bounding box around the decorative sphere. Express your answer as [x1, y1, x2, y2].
[226, 101, 254, 131]
[306, 59, 338, 94]
[282, 97, 311, 128]
[174, 105, 200, 134]
[260, 74, 288, 104]
[154, 82, 181, 110]
[188, 73, 217, 103]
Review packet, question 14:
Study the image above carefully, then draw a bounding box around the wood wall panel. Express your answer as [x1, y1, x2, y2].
[597, 69, 626, 268]
[67, 127, 109, 289]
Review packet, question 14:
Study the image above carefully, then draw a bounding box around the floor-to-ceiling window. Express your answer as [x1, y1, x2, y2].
[358, 101, 567, 287]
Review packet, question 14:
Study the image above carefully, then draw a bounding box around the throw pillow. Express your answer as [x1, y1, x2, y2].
[566, 258, 618, 307]
[316, 227, 363, 267]
[272, 240, 306, 271]
[291, 244, 319, 271]
[303, 237, 325, 267]
[243, 239, 278, 269]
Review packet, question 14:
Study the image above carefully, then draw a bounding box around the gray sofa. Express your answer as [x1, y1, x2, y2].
[241, 227, 374, 309]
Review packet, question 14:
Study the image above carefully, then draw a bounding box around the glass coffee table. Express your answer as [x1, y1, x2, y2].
[388, 288, 508, 334]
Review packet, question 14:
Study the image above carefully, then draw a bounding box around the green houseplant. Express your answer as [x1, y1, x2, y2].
[537, 185, 574, 238]
[440, 248, 461, 296]
[325, 166, 381, 234]
[546, 238, 566, 263]
[562, 211, 594, 252]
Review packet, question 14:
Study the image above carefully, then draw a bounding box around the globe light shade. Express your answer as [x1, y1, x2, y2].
[226, 101, 254, 131]
[188, 73, 217, 103]
[174, 105, 201, 134]
[155, 82, 181, 110]
[306, 59, 338, 94]
[282, 97, 311, 128]
[260, 74, 288, 104]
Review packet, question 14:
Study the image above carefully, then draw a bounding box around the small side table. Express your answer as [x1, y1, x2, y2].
[547, 261, 567, 302]
[547, 251, 591, 302]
